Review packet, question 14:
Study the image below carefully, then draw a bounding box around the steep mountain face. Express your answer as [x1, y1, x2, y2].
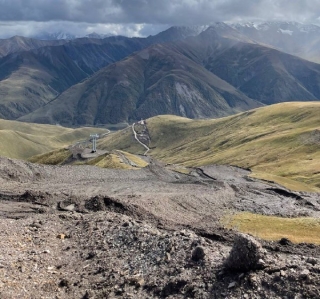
[0, 36, 150, 119]
[2, 23, 320, 125]
[146, 25, 208, 44]
[169, 25, 254, 65]
[19, 43, 261, 126]
[0, 36, 67, 57]
[0, 37, 150, 119]
[32, 31, 78, 40]
[169, 25, 320, 105]
[19, 24, 320, 125]
[0, 29, 212, 120]
[204, 43, 320, 105]
[0, 27, 207, 59]
[231, 21, 320, 63]
[0, 47, 88, 120]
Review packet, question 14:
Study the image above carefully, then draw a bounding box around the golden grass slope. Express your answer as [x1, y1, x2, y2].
[0, 119, 108, 160]
[29, 148, 148, 170]
[100, 102, 320, 191]
[225, 212, 320, 245]
[77, 151, 148, 169]
[28, 148, 72, 165]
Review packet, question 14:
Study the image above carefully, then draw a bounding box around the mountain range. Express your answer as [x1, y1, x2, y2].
[231, 21, 320, 63]
[1, 22, 320, 125]
[32, 31, 114, 40]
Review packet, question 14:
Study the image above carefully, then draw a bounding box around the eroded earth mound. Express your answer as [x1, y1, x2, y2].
[0, 157, 319, 298]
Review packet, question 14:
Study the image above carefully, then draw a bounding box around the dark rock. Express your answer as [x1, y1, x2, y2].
[306, 257, 317, 265]
[30, 222, 42, 229]
[191, 246, 205, 262]
[122, 221, 130, 227]
[300, 269, 310, 280]
[86, 252, 96, 260]
[224, 233, 266, 272]
[279, 238, 292, 246]
[59, 279, 69, 288]
[161, 279, 188, 297]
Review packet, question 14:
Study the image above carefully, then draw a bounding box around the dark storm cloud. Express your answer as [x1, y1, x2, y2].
[0, 0, 320, 24]
[0, 0, 320, 38]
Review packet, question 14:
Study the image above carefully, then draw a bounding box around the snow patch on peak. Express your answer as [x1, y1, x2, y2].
[211, 22, 230, 29]
[85, 32, 114, 39]
[231, 21, 320, 34]
[279, 29, 293, 35]
[170, 25, 209, 36]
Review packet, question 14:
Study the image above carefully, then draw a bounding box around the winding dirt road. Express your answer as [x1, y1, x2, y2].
[132, 122, 150, 155]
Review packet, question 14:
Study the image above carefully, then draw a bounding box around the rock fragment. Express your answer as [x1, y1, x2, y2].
[57, 234, 66, 239]
[224, 233, 266, 271]
[300, 269, 310, 280]
[228, 281, 237, 288]
[59, 278, 69, 288]
[306, 257, 317, 265]
[191, 246, 205, 262]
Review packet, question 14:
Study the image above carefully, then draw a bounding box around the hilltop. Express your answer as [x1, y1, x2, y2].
[99, 102, 320, 191]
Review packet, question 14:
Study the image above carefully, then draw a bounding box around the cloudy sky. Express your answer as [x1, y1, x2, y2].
[0, 0, 320, 38]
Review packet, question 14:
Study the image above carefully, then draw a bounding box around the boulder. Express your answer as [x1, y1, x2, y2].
[224, 233, 266, 271]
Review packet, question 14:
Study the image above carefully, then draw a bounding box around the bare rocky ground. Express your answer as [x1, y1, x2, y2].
[0, 156, 320, 298]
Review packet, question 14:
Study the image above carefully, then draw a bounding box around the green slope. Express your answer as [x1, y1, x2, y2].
[99, 102, 320, 191]
[0, 119, 108, 159]
[29, 148, 148, 169]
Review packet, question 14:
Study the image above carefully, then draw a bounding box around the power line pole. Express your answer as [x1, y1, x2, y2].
[90, 134, 99, 153]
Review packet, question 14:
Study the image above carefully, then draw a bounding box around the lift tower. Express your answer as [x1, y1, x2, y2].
[90, 134, 99, 153]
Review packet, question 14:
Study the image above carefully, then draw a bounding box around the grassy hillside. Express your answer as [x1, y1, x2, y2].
[29, 148, 148, 170]
[0, 119, 107, 159]
[100, 102, 320, 191]
[76, 151, 148, 169]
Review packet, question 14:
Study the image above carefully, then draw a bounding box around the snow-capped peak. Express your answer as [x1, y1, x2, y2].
[85, 32, 114, 39]
[30, 31, 114, 41]
[230, 21, 320, 34]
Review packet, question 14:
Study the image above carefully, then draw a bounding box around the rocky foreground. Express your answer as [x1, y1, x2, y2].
[0, 157, 319, 298]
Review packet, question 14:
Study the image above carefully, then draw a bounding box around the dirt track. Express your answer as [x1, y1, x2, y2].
[0, 156, 320, 298]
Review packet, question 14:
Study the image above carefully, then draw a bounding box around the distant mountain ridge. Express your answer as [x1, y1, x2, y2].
[22, 24, 320, 126]
[0, 27, 205, 120]
[0, 22, 320, 126]
[230, 21, 320, 62]
[0, 36, 68, 57]
[19, 42, 261, 126]
[32, 31, 115, 40]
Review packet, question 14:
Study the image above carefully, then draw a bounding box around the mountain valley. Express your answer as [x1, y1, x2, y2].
[20, 42, 261, 126]
[0, 26, 204, 120]
[1, 22, 320, 125]
[0, 21, 320, 299]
